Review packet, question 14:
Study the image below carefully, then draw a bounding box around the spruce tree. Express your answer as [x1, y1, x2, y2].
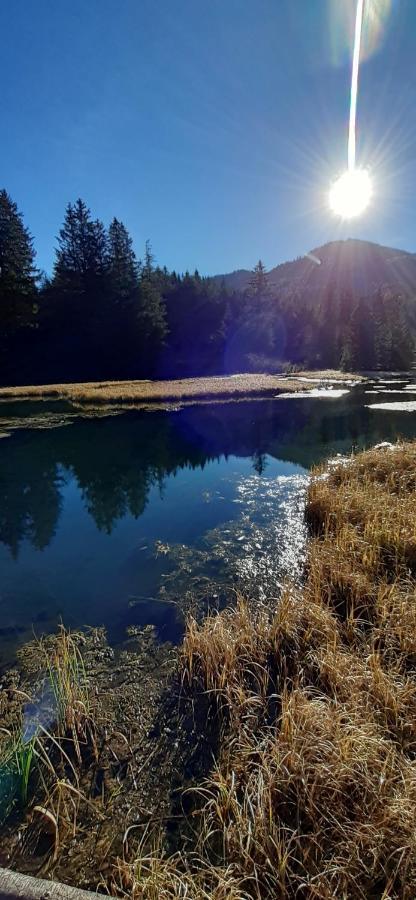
[103, 218, 140, 375]
[137, 241, 168, 368]
[53, 199, 108, 295]
[241, 259, 276, 363]
[48, 199, 109, 379]
[0, 189, 37, 332]
[107, 218, 139, 299]
[138, 279, 168, 345]
[142, 239, 155, 282]
[248, 259, 270, 297]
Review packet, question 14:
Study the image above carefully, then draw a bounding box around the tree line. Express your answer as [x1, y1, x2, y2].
[0, 189, 414, 384]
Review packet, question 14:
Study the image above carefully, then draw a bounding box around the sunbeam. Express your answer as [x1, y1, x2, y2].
[329, 0, 372, 219]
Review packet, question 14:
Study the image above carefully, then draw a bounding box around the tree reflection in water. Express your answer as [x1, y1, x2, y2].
[1, 385, 416, 557]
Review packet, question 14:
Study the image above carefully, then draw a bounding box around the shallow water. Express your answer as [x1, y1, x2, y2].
[1, 374, 416, 664]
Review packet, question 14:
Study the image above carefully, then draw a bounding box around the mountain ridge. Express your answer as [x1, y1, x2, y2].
[212, 239, 416, 300]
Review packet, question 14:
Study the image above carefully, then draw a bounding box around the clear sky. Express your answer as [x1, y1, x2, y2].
[1, 0, 415, 276]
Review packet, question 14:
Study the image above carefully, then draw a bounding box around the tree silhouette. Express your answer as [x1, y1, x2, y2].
[0, 189, 37, 335]
[53, 198, 108, 296]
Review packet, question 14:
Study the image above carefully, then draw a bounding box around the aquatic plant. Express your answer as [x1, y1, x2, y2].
[0, 729, 37, 821]
[14, 735, 36, 806]
[0, 624, 96, 858]
[40, 624, 95, 765]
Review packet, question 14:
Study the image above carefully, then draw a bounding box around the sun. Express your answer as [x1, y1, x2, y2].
[329, 168, 372, 218]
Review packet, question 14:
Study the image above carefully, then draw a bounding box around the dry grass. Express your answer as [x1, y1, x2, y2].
[0, 627, 99, 869]
[0, 370, 361, 406]
[4, 441, 414, 898]
[40, 624, 96, 765]
[113, 827, 251, 900]
[119, 441, 416, 899]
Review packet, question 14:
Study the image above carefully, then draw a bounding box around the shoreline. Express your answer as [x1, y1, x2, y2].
[178, 440, 416, 898]
[1, 441, 415, 896]
[0, 370, 363, 407]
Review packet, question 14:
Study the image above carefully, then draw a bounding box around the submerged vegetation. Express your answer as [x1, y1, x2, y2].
[1, 441, 416, 897]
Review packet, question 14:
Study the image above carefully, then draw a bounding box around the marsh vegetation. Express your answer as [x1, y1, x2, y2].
[173, 442, 416, 898]
[0, 370, 359, 407]
[1, 440, 416, 898]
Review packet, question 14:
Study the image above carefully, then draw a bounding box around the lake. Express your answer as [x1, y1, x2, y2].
[1, 374, 416, 665]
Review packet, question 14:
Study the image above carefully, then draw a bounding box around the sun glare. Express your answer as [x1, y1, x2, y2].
[329, 168, 372, 218]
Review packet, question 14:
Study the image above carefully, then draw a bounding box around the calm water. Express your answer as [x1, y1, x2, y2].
[1, 376, 416, 664]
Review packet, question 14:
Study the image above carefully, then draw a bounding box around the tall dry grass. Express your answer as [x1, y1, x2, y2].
[0, 371, 360, 406]
[119, 442, 416, 899]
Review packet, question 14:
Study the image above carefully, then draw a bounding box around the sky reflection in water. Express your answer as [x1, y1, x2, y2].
[1, 379, 416, 662]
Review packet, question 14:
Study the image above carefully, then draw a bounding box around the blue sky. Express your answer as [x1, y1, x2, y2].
[1, 0, 415, 275]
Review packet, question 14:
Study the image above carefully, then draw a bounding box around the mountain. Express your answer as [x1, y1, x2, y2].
[213, 239, 416, 301]
[210, 239, 416, 373]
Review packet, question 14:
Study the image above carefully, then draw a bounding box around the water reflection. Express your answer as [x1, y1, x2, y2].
[1, 381, 416, 660]
[2, 384, 416, 557]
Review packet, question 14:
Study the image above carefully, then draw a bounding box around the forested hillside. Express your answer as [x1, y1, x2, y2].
[215, 238, 416, 298]
[0, 190, 414, 385]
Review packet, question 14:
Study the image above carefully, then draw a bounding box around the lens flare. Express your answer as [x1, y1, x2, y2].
[328, 0, 375, 219]
[328, 0, 393, 68]
[329, 168, 372, 218]
[348, 0, 364, 172]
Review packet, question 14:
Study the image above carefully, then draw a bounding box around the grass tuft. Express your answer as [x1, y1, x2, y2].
[166, 441, 416, 898]
[0, 625, 98, 869]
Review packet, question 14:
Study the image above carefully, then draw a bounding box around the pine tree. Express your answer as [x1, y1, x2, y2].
[142, 239, 155, 282]
[138, 279, 168, 346]
[53, 199, 108, 294]
[46, 199, 109, 379]
[238, 259, 276, 364]
[0, 189, 37, 332]
[136, 241, 168, 369]
[100, 218, 140, 376]
[107, 218, 139, 299]
[248, 260, 270, 297]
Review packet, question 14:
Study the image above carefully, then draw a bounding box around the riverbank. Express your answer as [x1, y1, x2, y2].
[1, 441, 415, 897]
[175, 441, 416, 898]
[0, 370, 361, 406]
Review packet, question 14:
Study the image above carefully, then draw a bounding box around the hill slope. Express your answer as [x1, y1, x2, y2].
[212, 239, 416, 372]
[214, 239, 416, 301]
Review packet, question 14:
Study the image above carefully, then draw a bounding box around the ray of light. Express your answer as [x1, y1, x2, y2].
[328, 0, 393, 68]
[348, 0, 365, 172]
[328, 0, 374, 218]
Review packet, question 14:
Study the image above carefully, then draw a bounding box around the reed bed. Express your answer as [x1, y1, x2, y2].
[0, 371, 359, 406]
[119, 441, 416, 899]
